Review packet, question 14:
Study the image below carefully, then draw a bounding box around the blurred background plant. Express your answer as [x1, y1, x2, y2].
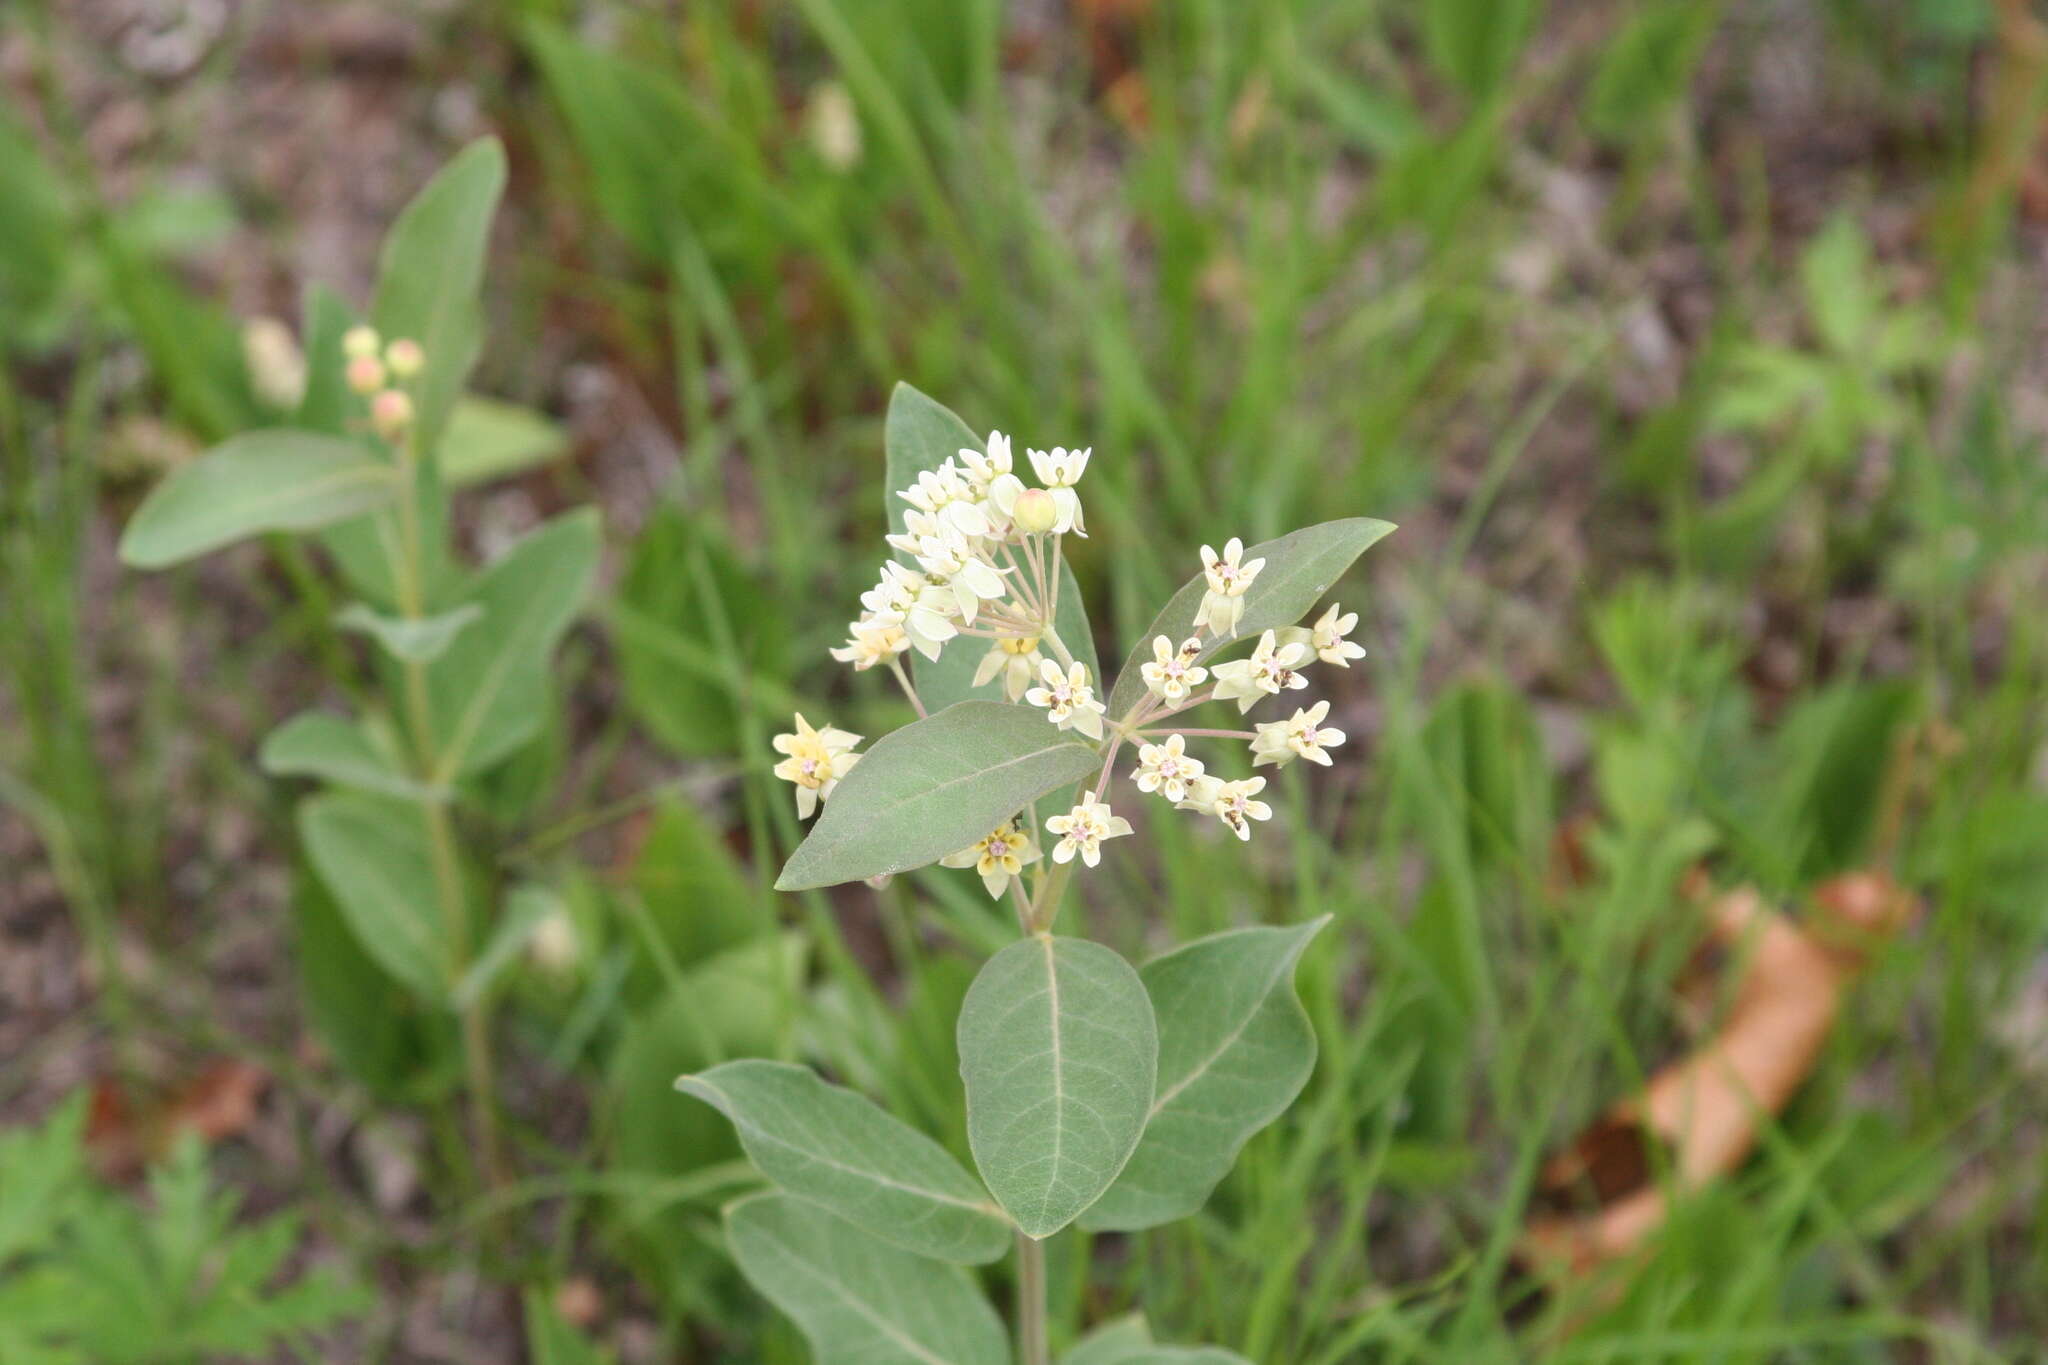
[3, 0, 2046, 1361]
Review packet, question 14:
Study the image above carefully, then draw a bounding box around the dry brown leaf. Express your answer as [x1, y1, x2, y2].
[86, 1058, 269, 1179]
[1522, 871, 1916, 1276]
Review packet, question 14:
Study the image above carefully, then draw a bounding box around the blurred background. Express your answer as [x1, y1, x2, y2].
[4, 0, 2047, 1360]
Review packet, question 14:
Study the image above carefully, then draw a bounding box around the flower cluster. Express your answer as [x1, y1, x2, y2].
[341, 325, 424, 443]
[771, 428, 1372, 904]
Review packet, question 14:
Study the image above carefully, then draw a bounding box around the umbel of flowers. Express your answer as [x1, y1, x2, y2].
[775, 430, 1371, 897]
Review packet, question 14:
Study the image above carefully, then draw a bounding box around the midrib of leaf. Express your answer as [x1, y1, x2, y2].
[757, 1222, 961, 1365]
[1146, 944, 1300, 1119]
[1040, 935, 1067, 1226]
[685, 1077, 1002, 1216]
[238, 463, 396, 519]
[433, 597, 550, 781]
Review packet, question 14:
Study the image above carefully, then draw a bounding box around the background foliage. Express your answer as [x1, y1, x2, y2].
[3, 0, 2046, 1360]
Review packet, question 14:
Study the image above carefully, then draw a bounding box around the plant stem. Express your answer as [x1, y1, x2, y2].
[1016, 1230, 1048, 1365]
[1027, 858, 1074, 935]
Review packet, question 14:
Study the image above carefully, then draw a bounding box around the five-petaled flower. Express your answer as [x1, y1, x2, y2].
[1252, 700, 1346, 767]
[973, 634, 1045, 701]
[1309, 602, 1366, 667]
[1132, 733, 1206, 802]
[1179, 775, 1272, 840]
[771, 713, 862, 819]
[1140, 634, 1209, 704]
[830, 616, 909, 671]
[1196, 537, 1265, 637]
[1024, 659, 1107, 739]
[1025, 445, 1090, 536]
[1210, 629, 1311, 713]
[1045, 793, 1133, 867]
[941, 821, 1041, 899]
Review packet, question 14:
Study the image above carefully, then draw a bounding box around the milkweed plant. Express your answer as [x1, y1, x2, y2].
[692, 380, 1393, 1364]
[109, 137, 1397, 1362]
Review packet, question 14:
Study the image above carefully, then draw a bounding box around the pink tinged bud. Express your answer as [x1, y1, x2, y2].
[384, 337, 424, 377]
[1013, 487, 1059, 535]
[370, 389, 414, 438]
[342, 325, 381, 360]
[346, 355, 386, 395]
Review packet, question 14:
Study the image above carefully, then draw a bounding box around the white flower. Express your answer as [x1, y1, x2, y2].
[972, 634, 1044, 701]
[899, 461, 991, 538]
[1209, 629, 1311, 713]
[1309, 602, 1366, 667]
[1044, 793, 1133, 867]
[830, 616, 909, 671]
[1196, 538, 1266, 636]
[1025, 445, 1090, 536]
[1132, 734, 1206, 802]
[863, 562, 956, 660]
[941, 820, 1041, 899]
[1251, 699, 1345, 767]
[771, 713, 862, 819]
[1177, 775, 1272, 840]
[1139, 634, 1208, 703]
[958, 431, 1013, 496]
[1024, 659, 1107, 740]
[911, 526, 1008, 623]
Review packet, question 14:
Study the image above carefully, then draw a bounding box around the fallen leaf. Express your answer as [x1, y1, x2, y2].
[1523, 871, 1916, 1276]
[87, 1058, 269, 1178]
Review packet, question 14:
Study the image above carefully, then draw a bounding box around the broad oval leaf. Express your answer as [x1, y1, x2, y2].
[337, 601, 484, 664]
[118, 431, 400, 569]
[1062, 1315, 1154, 1365]
[958, 936, 1157, 1239]
[679, 1060, 1010, 1264]
[371, 137, 506, 452]
[442, 395, 569, 488]
[260, 711, 438, 801]
[425, 508, 600, 778]
[775, 701, 1100, 892]
[884, 383, 1100, 710]
[297, 792, 449, 1003]
[1080, 919, 1328, 1232]
[724, 1192, 1009, 1365]
[1106, 518, 1395, 718]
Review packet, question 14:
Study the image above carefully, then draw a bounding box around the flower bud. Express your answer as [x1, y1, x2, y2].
[370, 388, 414, 439]
[1012, 487, 1059, 535]
[527, 911, 579, 973]
[346, 355, 386, 395]
[384, 337, 424, 378]
[242, 317, 306, 410]
[342, 325, 381, 360]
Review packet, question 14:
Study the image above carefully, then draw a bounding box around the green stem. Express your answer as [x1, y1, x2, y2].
[1027, 858, 1074, 935]
[1016, 1229, 1048, 1365]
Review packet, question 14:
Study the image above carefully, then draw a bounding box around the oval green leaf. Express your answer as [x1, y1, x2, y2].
[119, 431, 400, 569]
[724, 1192, 1009, 1365]
[260, 711, 438, 801]
[1105, 517, 1395, 717]
[774, 701, 1101, 892]
[296, 793, 449, 1003]
[371, 137, 506, 451]
[426, 508, 599, 779]
[679, 1060, 1010, 1264]
[959, 935, 1157, 1239]
[1080, 919, 1328, 1232]
[337, 601, 484, 664]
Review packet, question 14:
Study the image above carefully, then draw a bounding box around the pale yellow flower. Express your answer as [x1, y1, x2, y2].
[771, 713, 862, 819]
[1025, 445, 1089, 536]
[1196, 537, 1265, 636]
[1044, 793, 1132, 867]
[1139, 634, 1208, 703]
[940, 821, 1041, 899]
[1132, 733, 1206, 802]
[1251, 699, 1345, 767]
[1309, 602, 1366, 667]
[972, 634, 1044, 701]
[830, 616, 909, 671]
[1177, 775, 1272, 841]
[1024, 659, 1107, 740]
[1209, 629, 1310, 713]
